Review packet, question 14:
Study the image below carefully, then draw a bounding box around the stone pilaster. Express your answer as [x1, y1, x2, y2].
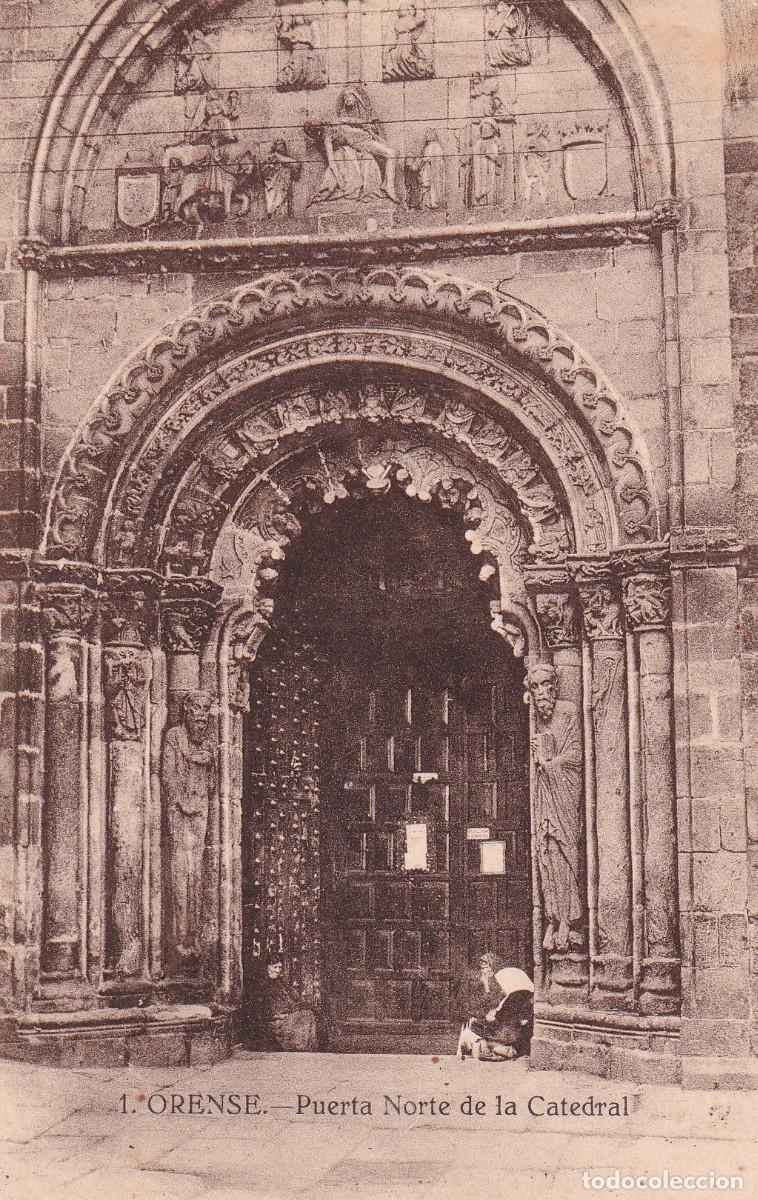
[622, 566, 680, 1015]
[576, 567, 634, 1008]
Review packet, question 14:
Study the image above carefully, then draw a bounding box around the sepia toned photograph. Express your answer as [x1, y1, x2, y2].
[0, 1, 756, 1197]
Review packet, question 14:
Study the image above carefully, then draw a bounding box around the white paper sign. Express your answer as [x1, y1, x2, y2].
[480, 840, 506, 875]
[404, 822, 428, 871]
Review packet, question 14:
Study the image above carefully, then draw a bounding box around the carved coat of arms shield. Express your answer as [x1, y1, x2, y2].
[116, 168, 161, 228]
[561, 133, 608, 201]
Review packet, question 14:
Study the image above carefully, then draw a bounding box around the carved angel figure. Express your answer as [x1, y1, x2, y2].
[306, 86, 399, 204]
[470, 117, 504, 207]
[485, 1, 531, 71]
[383, 4, 434, 81]
[277, 13, 327, 91]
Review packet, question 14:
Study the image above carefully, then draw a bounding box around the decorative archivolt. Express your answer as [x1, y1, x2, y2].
[44, 267, 661, 565]
[210, 429, 533, 603]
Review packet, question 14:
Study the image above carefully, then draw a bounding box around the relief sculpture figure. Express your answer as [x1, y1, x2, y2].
[406, 131, 446, 210]
[262, 140, 302, 218]
[162, 691, 216, 963]
[485, 0, 531, 70]
[306, 86, 399, 204]
[383, 4, 434, 81]
[469, 117, 505, 207]
[277, 13, 327, 91]
[527, 663, 584, 954]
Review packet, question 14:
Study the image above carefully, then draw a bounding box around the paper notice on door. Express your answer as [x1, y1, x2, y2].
[404, 822, 428, 871]
[466, 827, 490, 841]
[480, 840, 506, 875]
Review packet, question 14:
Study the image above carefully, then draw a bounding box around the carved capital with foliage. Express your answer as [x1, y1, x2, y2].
[622, 573, 671, 632]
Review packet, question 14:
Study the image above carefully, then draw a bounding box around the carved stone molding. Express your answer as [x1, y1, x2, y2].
[110, 358, 601, 575]
[622, 574, 671, 632]
[536, 592, 579, 649]
[44, 267, 659, 566]
[101, 573, 159, 646]
[33, 212, 672, 278]
[579, 585, 624, 641]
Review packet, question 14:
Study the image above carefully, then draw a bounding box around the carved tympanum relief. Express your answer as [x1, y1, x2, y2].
[88, 0, 636, 241]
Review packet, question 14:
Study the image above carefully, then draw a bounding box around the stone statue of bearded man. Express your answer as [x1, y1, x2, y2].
[527, 663, 584, 954]
[162, 691, 216, 964]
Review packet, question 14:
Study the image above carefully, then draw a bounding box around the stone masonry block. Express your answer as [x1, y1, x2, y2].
[720, 796, 748, 851]
[595, 265, 662, 323]
[694, 967, 749, 1017]
[691, 749, 743, 798]
[693, 850, 746, 913]
[719, 914, 749, 967]
[692, 799, 720, 851]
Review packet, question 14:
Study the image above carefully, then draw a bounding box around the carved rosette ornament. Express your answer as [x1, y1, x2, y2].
[536, 593, 578, 649]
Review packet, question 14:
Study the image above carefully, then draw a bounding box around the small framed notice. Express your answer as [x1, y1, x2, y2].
[480, 839, 506, 875]
[466, 827, 490, 841]
[403, 822, 429, 871]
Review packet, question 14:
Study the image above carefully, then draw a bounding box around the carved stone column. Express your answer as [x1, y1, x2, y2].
[102, 583, 154, 981]
[622, 569, 680, 1014]
[577, 571, 633, 1008]
[533, 591, 588, 1002]
[39, 586, 96, 979]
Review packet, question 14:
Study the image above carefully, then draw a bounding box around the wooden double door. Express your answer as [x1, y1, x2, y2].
[320, 648, 531, 1045]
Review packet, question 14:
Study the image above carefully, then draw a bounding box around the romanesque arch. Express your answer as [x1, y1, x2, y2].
[30, 268, 680, 1072]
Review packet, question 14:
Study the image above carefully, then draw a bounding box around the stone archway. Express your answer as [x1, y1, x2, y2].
[25, 270, 680, 1079]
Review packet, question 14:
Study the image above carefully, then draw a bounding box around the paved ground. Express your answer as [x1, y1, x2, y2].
[0, 1050, 755, 1200]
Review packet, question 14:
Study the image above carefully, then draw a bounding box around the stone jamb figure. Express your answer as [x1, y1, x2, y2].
[527, 663, 584, 954]
[162, 690, 216, 966]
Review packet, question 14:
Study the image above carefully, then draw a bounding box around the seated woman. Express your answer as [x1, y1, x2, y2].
[456, 953, 534, 1061]
[258, 956, 318, 1052]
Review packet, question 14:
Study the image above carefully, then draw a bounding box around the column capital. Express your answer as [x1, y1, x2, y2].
[577, 582, 624, 641]
[160, 577, 221, 653]
[101, 570, 162, 646]
[622, 573, 672, 632]
[535, 592, 580, 650]
[38, 587, 97, 640]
